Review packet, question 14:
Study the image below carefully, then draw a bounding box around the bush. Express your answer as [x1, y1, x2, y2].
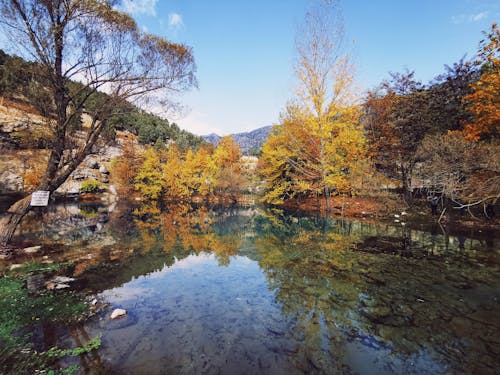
[80, 179, 101, 193]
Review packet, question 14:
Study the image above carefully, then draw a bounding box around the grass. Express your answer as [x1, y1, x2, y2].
[0, 262, 98, 374]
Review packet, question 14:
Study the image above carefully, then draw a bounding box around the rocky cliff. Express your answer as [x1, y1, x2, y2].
[0, 98, 139, 196]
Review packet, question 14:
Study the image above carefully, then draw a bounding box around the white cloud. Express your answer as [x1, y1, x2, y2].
[471, 11, 488, 21]
[168, 12, 184, 29]
[452, 11, 489, 24]
[177, 110, 223, 136]
[122, 0, 158, 16]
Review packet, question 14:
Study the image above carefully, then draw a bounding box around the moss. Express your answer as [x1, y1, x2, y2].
[0, 263, 93, 374]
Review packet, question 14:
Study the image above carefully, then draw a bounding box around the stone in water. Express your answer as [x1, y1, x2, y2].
[110, 308, 127, 319]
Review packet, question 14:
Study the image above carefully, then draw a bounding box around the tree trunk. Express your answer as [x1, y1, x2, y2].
[324, 185, 331, 212]
[0, 195, 32, 247]
[401, 165, 413, 205]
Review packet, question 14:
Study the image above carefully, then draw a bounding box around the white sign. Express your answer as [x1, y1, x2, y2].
[30, 191, 50, 206]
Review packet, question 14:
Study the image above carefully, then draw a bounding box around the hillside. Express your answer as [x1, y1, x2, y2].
[203, 125, 273, 154]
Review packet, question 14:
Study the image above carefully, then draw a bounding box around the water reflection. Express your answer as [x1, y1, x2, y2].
[253, 210, 499, 374]
[4, 202, 500, 374]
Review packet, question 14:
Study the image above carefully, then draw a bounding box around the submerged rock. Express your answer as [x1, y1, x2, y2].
[22, 245, 41, 254]
[110, 308, 127, 319]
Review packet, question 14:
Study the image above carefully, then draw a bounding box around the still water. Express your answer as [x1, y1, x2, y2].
[5, 201, 500, 374]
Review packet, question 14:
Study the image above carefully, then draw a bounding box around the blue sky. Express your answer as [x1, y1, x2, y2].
[120, 0, 499, 135]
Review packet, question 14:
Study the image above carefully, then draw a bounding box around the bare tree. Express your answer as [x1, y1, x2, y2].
[415, 132, 500, 214]
[0, 0, 197, 247]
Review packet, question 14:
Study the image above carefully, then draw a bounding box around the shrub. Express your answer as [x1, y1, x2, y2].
[80, 179, 101, 194]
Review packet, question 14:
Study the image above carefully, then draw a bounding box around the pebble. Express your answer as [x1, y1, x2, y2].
[23, 245, 41, 254]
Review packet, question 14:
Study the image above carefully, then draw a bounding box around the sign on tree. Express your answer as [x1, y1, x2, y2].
[30, 191, 50, 206]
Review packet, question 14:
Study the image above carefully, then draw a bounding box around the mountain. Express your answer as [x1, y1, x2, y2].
[203, 125, 274, 154]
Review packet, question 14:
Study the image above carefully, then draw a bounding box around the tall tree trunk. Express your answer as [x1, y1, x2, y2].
[0, 195, 32, 247]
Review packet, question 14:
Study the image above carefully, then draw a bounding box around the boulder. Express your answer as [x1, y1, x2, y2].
[110, 308, 127, 319]
[57, 180, 81, 194]
[72, 169, 97, 181]
[0, 171, 23, 191]
[87, 158, 99, 169]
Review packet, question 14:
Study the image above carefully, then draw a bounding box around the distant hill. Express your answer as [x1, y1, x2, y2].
[203, 125, 274, 155]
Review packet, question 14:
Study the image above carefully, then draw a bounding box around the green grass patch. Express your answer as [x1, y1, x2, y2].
[80, 179, 101, 194]
[0, 262, 95, 374]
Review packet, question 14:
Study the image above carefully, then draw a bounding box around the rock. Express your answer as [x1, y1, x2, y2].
[91, 298, 98, 306]
[45, 276, 75, 290]
[108, 185, 117, 195]
[9, 264, 24, 271]
[57, 180, 81, 195]
[0, 171, 23, 191]
[110, 308, 127, 319]
[361, 305, 392, 323]
[51, 276, 75, 284]
[26, 274, 45, 292]
[72, 169, 97, 181]
[54, 283, 70, 290]
[23, 245, 41, 254]
[99, 165, 109, 174]
[87, 158, 99, 169]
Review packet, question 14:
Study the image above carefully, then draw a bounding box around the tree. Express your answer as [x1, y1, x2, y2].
[462, 23, 500, 140]
[260, 0, 366, 210]
[0, 0, 197, 247]
[134, 146, 164, 200]
[363, 71, 432, 201]
[415, 132, 499, 212]
[427, 58, 477, 134]
[212, 136, 246, 200]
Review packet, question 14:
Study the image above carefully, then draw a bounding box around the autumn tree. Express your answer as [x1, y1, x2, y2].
[363, 71, 436, 201]
[0, 0, 197, 247]
[212, 136, 246, 200]
[462, 23, 500, 140]
[134, 146, 164, 200]
[415, 132, 499, 212]
[260, 0, 366, 209]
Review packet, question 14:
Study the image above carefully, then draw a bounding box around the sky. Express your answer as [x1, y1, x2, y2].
[120, 0, 499, 136]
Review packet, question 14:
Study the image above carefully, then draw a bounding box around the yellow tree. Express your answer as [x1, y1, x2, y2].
[134, 146, 164, 200]
[212, 136, 246, 199]
[462, 23, 500, 140]
[183, 145, 214, 198]
[163, 145, 190, 201]
[260, 0, 366, 209]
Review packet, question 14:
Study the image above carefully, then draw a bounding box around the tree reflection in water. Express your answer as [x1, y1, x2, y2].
[253, 209, 499, 375]
[134, 202, 240, 266]
[13, 203, 497, 374]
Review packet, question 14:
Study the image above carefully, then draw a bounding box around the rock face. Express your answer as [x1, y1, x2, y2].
[110, 308, 127, 319]
[202, 125, 273, 154]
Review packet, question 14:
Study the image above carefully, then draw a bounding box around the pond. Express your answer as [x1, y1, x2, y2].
[2, 200, 499, 374]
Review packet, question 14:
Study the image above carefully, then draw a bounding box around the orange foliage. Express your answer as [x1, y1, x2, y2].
[462, 23, 500, 140]
[21, 168, 43, 192]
